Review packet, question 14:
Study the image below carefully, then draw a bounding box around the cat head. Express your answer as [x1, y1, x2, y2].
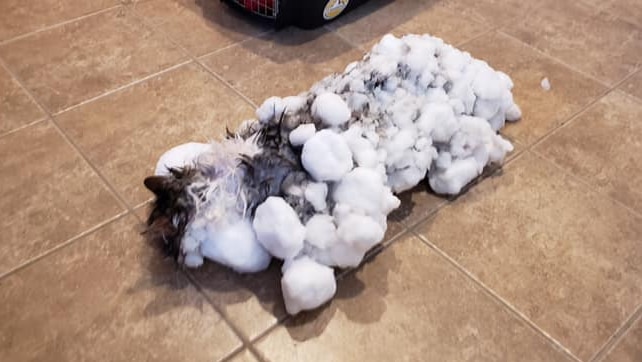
[143, 167, 199, 261]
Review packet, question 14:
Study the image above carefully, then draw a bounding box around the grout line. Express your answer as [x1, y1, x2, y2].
[0, 4, 124, 46]
[590, 304, 642, 362]
[219, 346, 246, 362]
[411, 230, 583, 362]
[184, 271, 258, 354]
[0, 56, 133, 213]
[0, 211, 129, 281]
[195, 60, 259, 108]
[0, 60, 50, 116]
[219, 345, 267, 362]
[498, 30, 615, 89]
[52, 60, 193, 116]
[0, 118, 47, 140]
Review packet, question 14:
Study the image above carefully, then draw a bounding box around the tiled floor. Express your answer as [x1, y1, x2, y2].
[0, 0, 640, 361]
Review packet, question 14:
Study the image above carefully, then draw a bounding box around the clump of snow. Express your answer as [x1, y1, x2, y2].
[304, 182, 328, 211]
[541, 77, 551, 91]
[253, 197, 306, 260]
[289, 123, 316, 146]
[150, 32, 522, 317]
[312, 92, 351, 126]
[256, 96, 285, 123]
[200, 219, 271, 273]
[281, 257, 337, 315]
[302, 129, 354, 181]
[154, 142, 210, 176]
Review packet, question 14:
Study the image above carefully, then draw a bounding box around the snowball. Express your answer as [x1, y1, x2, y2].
[342, 126, 379, 168]
[541, 77, 551, 91]
[429, 157, 482, 195]
[289, 123, 316, 146]
[472, 66, 505, 100]
[283, 96, 307, 113]
[416, 103, 458, 143]
[200, 219, 272, 273]
[154, 142, 210, 176]
[333, 167, 400, 216]
[281, 257, 337, 315]
[304, 182, 328, 211]
[388, 166, 426, 193]
[312, 93, 351, 126]
[327, 242, 366, 268]
[305, 214, 338, 249]
[337, 214, 385, 253]
[302, 130, 354, 181]
[253, 197, 306, 259]
[256, 96, 285, 123]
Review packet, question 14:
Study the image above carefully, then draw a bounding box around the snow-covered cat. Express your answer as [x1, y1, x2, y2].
[143, 33, 520, 315]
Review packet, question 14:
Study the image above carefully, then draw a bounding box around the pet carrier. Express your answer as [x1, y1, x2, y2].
[222, 0, 369, 29]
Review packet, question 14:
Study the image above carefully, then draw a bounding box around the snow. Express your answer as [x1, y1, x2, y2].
[149, 32, 522, 316]
[289, 123, 316, 146]
[301, 129, 354, 181]
[304, 182, 328, 211]
[305, 214, 337, 249]
[154, 142, 210, 176]
[200, 219, 272, 273]
[333, 167, 400, 217]
[256, 96, 286, 123]
[312, 92, 352, 126]
[281, 257, 337, 315]
[253, 197, 306, 260]
[541, 77, 551, 91]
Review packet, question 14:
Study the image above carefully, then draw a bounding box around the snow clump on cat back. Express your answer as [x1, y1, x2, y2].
[145, 33, 521, 316]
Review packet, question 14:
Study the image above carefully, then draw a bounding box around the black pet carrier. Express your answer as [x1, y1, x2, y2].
[222, 0, 369, 29]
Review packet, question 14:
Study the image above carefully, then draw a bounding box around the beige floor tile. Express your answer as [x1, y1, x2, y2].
[0, 8, 188, 113]
[441, 0, 541, 27]
[0, 215, 241, 361]
[0, 64, 45, 135]
[581, 0, 642, 28]
[255, 234, 572, 362]
[329, 0, 489, 49]
[505, 1, 642, 85]
[132, 0, 270, 57]
[55, 62, 254, 207]
[417, 152, 642, 359]
[0, 0, 120, 42]
[0, 121, 123, 276]
[200, 28, 361, 104]
[461, 32, 607, 146]
[619, 70, 642, 101]
[535, 91, 642, 213]
[603, 313, 642, 362]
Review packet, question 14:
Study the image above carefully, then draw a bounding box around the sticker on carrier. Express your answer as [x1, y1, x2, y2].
[143, 33, 521, 315]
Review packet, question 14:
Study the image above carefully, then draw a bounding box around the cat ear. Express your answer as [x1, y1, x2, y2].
[144, 176, 167, 195]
